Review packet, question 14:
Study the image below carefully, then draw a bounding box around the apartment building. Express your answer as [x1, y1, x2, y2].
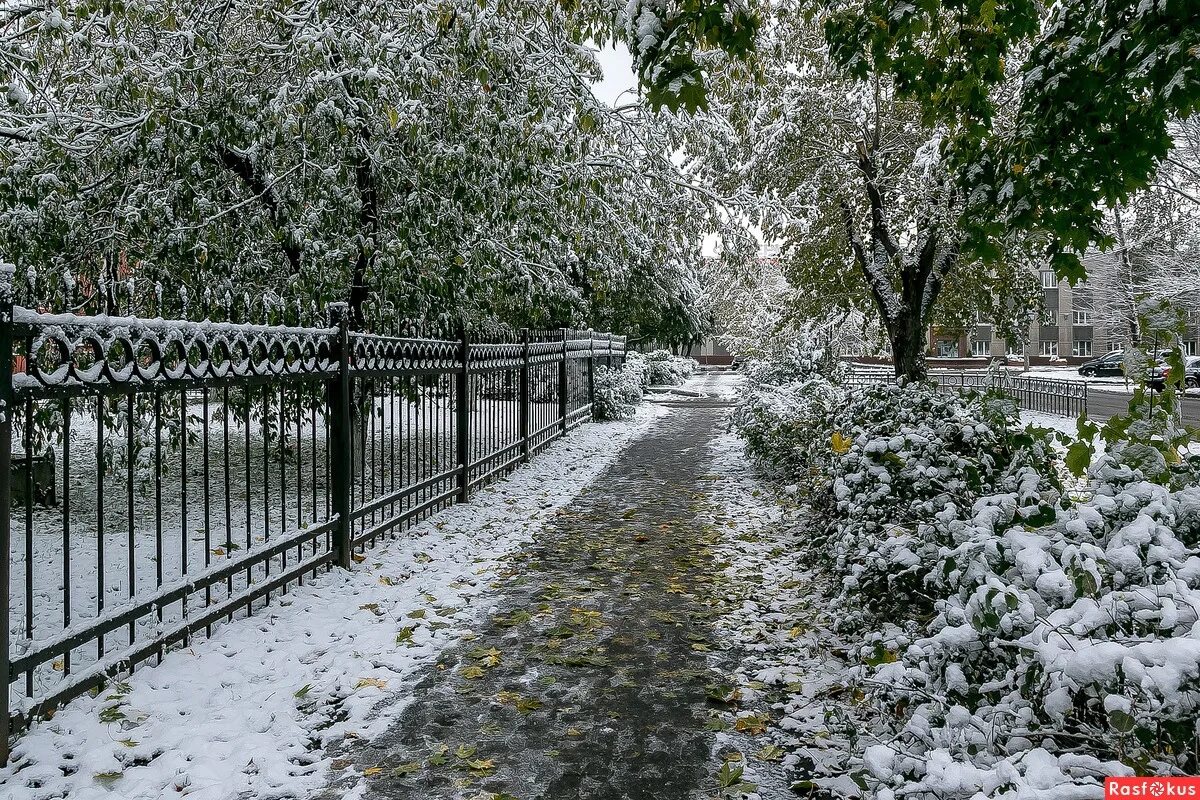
[933, 261, 1200, 364]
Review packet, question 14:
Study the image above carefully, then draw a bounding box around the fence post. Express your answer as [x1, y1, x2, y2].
[520, 329, 530, 462]
[558, 328, 569, 436]
[588, 332, 597, 421]
[0, 263, 13, 766]
[326, 303, 353, 570]
[457, 328, 471, 502]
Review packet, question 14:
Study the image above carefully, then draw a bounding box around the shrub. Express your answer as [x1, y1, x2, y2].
[733, 376, 843, 482]
[592, 363, 645, 421]
[732, 339, 848, 482]
[735, 338, 1200, 797]
[860, 477, 1200, 797]
[821, 383, 1061, 626]
[628, 350, 697, 386]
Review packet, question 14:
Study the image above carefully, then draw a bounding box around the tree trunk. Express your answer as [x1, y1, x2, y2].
[887, 310, 928, 383]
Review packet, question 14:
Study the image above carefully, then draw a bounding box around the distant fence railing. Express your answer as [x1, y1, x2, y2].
[0, 292, 625, 762]
[845, 365, 1089, 417]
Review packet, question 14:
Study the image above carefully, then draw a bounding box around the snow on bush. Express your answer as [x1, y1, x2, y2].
[821, 383, 1061, 627]
[734, 344, 845, 482]
[859, 454, 1200, 796]
[593, 363, 646, 420]
[631, 349, 697, 385]
[731, 346, 1200, 797]
[594, 351, 697, 421]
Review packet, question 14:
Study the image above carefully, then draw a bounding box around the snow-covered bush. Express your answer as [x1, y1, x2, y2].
[742, 339, 844, 386]
[821, 384, 1062, 625]
[592, 363, 645, 421]
[733, 342, 846, 481]
[734, 338, 1200, 797]
[593, 351, 697, 420]
[627, 350, 697, 386]
[858, 476, 1200, 797]
[734, 379, 843, 481]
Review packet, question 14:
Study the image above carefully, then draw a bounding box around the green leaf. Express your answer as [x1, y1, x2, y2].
[1109, 709, 1136, 733]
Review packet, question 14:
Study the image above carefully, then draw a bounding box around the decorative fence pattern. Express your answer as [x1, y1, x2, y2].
[846, 365, 1089, 417]
[0, 293, 625, 762]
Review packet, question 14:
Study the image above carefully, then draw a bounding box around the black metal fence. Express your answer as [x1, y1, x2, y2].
[0, 291, 624, 761]
[845, 365, 1089, 417]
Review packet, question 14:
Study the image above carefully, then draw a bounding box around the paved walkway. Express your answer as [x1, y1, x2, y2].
[321, 376, 736, 800]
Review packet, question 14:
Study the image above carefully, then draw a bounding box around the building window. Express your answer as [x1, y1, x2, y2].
[1072, 340, 1092, 357]
[1040, 341, 1059, 357]
[1072, 310, 1091, 325]
[937, 340, 958, 358]
[1185, 341, 1198, 356]
[1041, 271, 1058, 289]
[972, 340, 990, 357]
[1043, 309, 1058, 326]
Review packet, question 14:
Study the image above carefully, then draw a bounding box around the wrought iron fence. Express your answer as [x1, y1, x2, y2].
[845, 365, 1089, 417]
[0, 289, 624, 762]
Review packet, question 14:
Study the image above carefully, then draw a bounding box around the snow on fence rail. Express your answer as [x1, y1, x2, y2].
[845, 364, 1089, 417]
[0, 298, 625, 762]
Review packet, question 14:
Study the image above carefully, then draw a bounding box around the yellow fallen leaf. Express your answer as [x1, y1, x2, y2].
[354, 677, 388, 690]
[363, 767, 383, 777]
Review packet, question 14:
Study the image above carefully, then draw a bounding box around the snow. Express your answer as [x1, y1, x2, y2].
[0, 405, 668, 800]
[700, 425, 854, 797]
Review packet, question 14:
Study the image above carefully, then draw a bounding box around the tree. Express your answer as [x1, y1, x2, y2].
[611, 0, 1200, 376]
[1081, 119, 1200, 349]
[1, 0, 716, 340]
[681, 8, 1038, 379]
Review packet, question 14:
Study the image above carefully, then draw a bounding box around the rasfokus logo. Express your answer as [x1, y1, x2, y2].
[1106, 778, 1200, 798]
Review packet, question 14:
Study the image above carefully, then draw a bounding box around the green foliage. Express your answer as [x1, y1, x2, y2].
[605, 1, 760, 113]
[820, 383, 1061, 623]
[1, 0, 715, 337]
[621, 0, 1199, 286]
[1061, 299, 1200, 486]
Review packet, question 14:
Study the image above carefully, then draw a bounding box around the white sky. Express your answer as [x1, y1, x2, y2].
[591, 44, 638, 107]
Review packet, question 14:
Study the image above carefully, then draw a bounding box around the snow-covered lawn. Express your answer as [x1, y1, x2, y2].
[7, 390, 563, 704]
[0, 405, 667, 800]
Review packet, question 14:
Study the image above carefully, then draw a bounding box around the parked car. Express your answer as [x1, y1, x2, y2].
[1186, 356, 1200, 389]
[1146, 354, 1199, 391]
[1078, 350, 1124, 377]
[1152, 355, 1200, 391]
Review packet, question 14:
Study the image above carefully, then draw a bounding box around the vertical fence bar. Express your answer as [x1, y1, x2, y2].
[558, 329, 568, 437]
[0, 264, 14, 765]
[327, 304, 353, 569]
[457, 328, 471, 503]
[588, 334, 596, 421]
[95, 396, 105, 659]
[520, 329, 530, 463]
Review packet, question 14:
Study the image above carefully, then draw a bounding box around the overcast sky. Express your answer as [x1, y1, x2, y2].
[591, 44, 638, 107]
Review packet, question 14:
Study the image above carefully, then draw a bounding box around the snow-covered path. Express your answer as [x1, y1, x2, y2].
[314, 371, 745, 800]
[0, 406, 667, 800]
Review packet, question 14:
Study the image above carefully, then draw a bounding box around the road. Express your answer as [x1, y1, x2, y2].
[1084, 388, 1200, 426]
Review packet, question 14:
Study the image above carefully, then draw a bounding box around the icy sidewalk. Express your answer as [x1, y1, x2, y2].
[0, 406, 668, 800]
[318, 400, 737, 800]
